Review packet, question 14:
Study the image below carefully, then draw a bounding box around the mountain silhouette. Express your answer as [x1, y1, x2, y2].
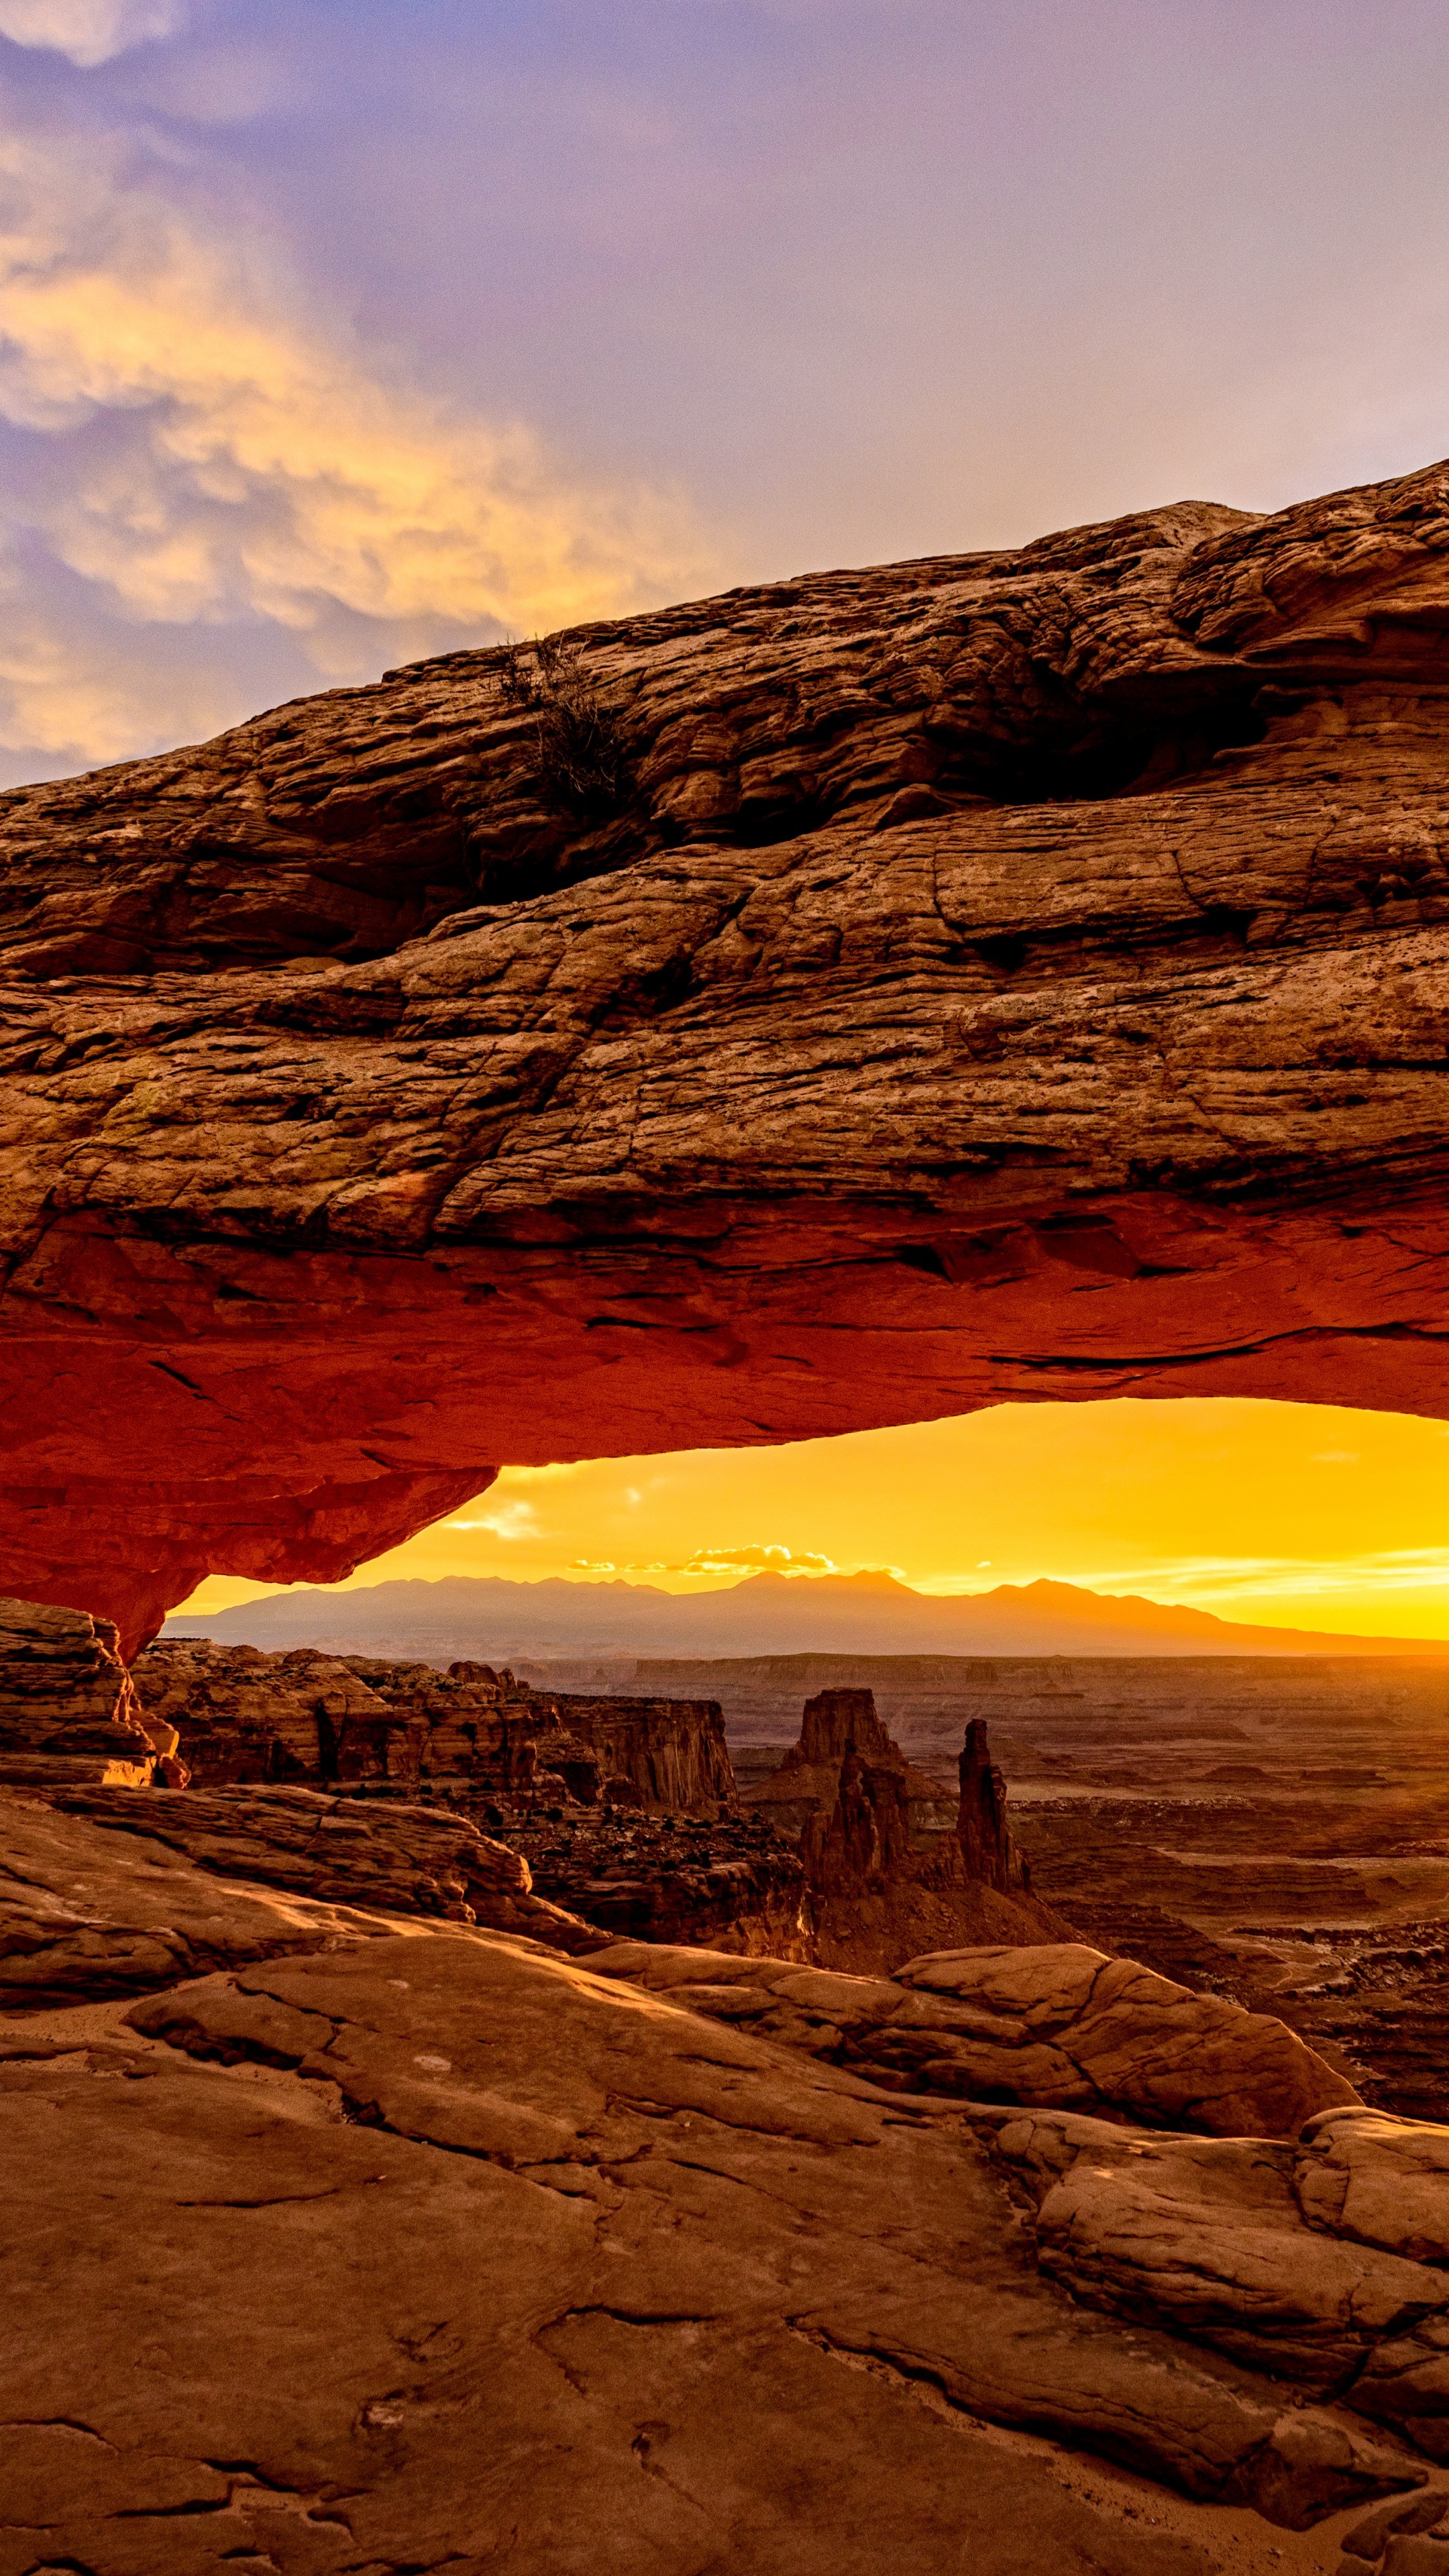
[163, 1569, 1448, 1664]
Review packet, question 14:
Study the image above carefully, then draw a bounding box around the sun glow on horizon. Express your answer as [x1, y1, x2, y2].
[175, 1397, 1449, 1645]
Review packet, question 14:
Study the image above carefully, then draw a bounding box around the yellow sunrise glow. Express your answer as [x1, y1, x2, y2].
[177, 1397, 1449, 1642]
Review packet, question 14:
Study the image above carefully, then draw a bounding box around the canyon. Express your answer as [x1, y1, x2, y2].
[8, 458, 1449, 2569]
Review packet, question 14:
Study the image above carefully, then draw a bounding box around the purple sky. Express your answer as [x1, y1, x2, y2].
[2, 0, 1446, 786]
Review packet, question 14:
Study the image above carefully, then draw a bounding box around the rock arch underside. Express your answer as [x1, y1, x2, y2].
[11, 463, 1449, 2571]
[5, 457, 1449, 1650]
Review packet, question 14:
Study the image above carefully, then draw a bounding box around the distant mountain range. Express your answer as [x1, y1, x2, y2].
[163, 1570, 1449, 1665]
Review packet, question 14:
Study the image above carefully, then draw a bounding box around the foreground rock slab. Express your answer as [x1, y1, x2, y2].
[590, 1937, 1360, 2138]
[0, 1792, 370, 2008]
[0, 1927, 1423, 2576]
[6, 1799, 1449, 2567]
[44, 1780, 604, 1952]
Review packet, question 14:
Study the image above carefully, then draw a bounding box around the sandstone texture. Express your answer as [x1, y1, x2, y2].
[136, 1634, 405, 1784]
[0, 1790, 380, 2008]
[0, 1593, 182, 1790]
[7, 463, 1449, 1640]
[48, 1781, 604, 1953]
[586, 1938, 1358, 2140]
[5, 1793, 1448, 2567]
[134, 1635, 737, 1812]
[751, 1687, 1068, 1971]
[543, 1687, 738, 1813]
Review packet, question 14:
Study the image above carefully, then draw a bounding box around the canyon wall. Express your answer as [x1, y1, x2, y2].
[4, 462, 1449, 1642]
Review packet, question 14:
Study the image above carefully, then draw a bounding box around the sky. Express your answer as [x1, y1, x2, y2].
[7, 1, 1449, 1638]
[181, 1400, 1449, 1644]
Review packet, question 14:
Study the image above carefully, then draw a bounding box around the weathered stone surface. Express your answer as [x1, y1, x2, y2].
[751, 1691, 1069, 1970]
[5, 1795, 1444, 2560]
[19, 1929, 1417, 2543]
[48, 1781, 604, 1953]
[976, 2101, 1449, 2471]
[0, 1790, 376, 2006]
[543, 1688, 738, 1813]
[8, 462, 1449, 1643]
[135, 1634, 404, 1784]
[0, 1593, 180, 1789]
[588, 1937, 1359, 2138]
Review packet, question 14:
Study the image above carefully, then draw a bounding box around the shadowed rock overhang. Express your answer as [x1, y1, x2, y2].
[4, 460, 1449, 1650]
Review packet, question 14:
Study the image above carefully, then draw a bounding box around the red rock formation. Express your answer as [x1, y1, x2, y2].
[0, 1596, 182, 1790]
[340, 1654, 553, 1794]
[8, 462, 1449, 1646]
[48, 1781, 602, 1953]
[592, 1940, 1360, 2140]
[958, 1715, 1018, 1893]
[14, 1791, 1449, 2555]
[753, 1688, 1067, 1972]
[136, 1636, 404, 1784]
[543, 1691, 737, 1815]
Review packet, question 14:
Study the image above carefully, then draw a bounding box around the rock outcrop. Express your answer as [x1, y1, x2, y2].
[588, 1937, 1359, 2139]
[8, 462, 1449, 1642]
[0, 1788, 374, 2006]
[7, 1791, 1448, 2565]
[498, 1803, 812, 1957]
[543, 1690, 737, 1815]
[136, 1635, 405, 1784]
[0, 1898, 1431, 2565]
[751, 1689, 1065, 1970]
[0, 1594, 182, 1790]
[337, 1653, 560, 1792]
[134, 1637, 738, 1813]
[48, 1782, 603, 1953]
[959, 1713, 1020, 1891]
[978, 2102, 1449, 2463]
[753, 1686, 949, 1837]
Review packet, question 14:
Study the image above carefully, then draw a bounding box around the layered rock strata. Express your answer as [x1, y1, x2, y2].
[8, 463, 1449, 1642]
[752, 1685, 952, 1837]
[752, 1689, 1064, 1971]
[136, 1635, 405, 1784]
[134, 1636, 737, 1813]
[541, 1689, 737, 1814]
[0, 1789, 378, 2008]
[48, 1782, 603, 1953]
[0, 1594, 182, 1790]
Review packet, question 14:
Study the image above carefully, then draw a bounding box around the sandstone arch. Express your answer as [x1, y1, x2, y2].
[4, 460, 1449, 1652]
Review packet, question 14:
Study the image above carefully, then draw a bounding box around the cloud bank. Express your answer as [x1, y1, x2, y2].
[0, 1, 191, 68]
[0, 125, 714, 782]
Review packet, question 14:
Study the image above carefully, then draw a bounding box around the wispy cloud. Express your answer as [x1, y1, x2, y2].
[922, 1549, 1449, 1611]
[566, 1542, 841, 1582]
[443, 1501, 540, 1542]
[0, 1, 190, 66]
[0, 125, 715, 779]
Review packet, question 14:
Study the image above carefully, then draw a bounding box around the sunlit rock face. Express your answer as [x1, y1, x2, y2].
[0, 1596, 180, 1790]
[5, 460, 1449, 1648]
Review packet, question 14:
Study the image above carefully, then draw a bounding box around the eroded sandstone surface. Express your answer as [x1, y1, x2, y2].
[3, 1797, 1448, 2576]
[6, 462, 1449, 1642]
